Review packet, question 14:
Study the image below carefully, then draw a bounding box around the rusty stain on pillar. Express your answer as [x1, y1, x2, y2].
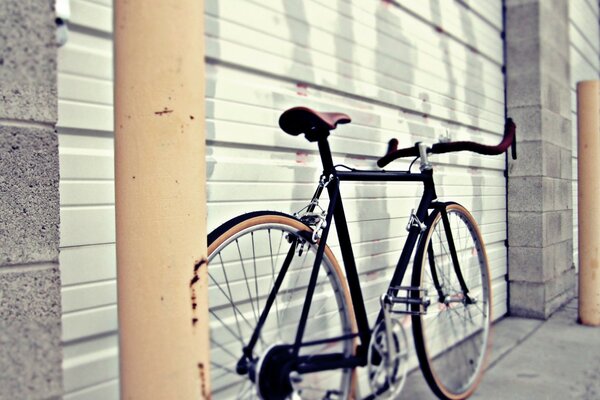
[114, 0, 210, 397]
[577, 80, 600, 327]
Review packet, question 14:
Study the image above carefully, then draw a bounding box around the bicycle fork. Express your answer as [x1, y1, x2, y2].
[428, 204, 475, 305]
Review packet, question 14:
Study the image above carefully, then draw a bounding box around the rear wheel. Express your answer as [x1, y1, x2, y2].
[207, 212, 357, 399]
[412, 203, 492, 400]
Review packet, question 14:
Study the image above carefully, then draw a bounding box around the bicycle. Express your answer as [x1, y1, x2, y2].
[206, 106, 517, 400]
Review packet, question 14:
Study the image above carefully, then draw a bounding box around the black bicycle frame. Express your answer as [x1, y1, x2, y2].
[298, 138, 439, 361]
[240, 135, 460, 379]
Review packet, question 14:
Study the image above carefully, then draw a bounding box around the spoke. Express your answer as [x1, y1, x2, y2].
[268, 230, 283, 334]
[209, 309, 244, 345]
[252, 232, 260, 314]
[237, 379, 254, 399]
[217, 253, 243, 342]
[210, 336, 240, 360]
[442, 298, 472, 367]
[212, 361, 238, 374]
[237, 239, 259, 324]
[209, 271, 260, 334]
[279, 246, 309, 326]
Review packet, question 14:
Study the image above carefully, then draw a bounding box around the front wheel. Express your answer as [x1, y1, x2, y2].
[207, 211, 357, 399]
[411, 203, 492, 400]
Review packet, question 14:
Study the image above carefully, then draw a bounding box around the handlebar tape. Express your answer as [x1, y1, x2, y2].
[377, 118, 516, 168]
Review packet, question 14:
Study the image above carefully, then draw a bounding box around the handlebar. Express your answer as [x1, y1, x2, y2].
[377, 118, 516, 168]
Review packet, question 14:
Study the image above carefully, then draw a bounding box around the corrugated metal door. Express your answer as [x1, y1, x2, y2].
[58, 0, 116, 398]
[58, 0, 505, 398]
[568, 0, 600, 272]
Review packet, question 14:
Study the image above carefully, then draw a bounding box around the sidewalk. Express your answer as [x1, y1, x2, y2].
[401, 299, 600, 399]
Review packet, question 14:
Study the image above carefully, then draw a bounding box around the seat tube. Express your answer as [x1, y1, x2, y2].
[317, 137, 372, 356]
[317, 136, 336, 175]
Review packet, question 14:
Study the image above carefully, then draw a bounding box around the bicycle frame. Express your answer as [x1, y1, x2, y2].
[303, 139, 439, 362]
[239, 136, 459, 382]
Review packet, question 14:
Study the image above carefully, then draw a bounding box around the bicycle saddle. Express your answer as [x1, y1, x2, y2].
[279, 106, 351, 141]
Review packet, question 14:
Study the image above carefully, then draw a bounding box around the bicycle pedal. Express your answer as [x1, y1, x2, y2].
[384, 286, 430, 315]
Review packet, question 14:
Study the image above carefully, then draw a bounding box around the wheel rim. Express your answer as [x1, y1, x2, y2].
[418, 208, 491, 398]
[208, 219, 354, 399]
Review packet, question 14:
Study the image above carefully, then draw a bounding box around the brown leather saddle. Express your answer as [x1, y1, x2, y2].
[279, 106, 351, 142]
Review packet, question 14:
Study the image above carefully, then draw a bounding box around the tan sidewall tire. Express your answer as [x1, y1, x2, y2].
[208, 214, 358, 399]
[417, 204, 493, 400]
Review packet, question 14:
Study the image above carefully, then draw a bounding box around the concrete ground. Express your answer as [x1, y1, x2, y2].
[401, 299, 600, 399]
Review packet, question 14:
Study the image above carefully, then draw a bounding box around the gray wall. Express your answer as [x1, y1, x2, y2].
[506, 0, 576, 319]
[0, 1, 62, 399]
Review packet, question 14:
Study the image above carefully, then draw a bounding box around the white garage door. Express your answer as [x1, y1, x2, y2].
[57, 1, 506, 398]
[568, 0, 600, 272]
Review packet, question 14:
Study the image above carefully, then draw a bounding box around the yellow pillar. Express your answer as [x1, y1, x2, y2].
[577, 80, 600, 327]
[114, 0, 210, 398]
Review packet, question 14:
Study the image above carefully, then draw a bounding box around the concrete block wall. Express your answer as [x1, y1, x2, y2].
[0, 1, 62, 399]
[506, 0, 575, 319]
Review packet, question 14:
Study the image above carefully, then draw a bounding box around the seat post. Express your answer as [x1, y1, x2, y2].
[317, 135, 335, 176]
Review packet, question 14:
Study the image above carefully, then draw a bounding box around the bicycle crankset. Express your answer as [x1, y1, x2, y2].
[255, 344, 296, 400]
[367, 313, 409, 397]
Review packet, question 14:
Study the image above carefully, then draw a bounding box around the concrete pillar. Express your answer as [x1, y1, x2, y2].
[0, 1, 62, 399]
[506, 0, 576, 319]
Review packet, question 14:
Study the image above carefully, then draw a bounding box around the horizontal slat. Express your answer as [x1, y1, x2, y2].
[60, 206, 116, 247]
[58, 73, 113, 106]
[59, 100, 114, 131]
[62, 280, 116, 313]
[64, 379, 118, 400]
[206, 3, 504, 100]
[62, 305, 118, 342]
[458, 0, 503, 31]
[63, 346, 118, 393]
[69, 0, 112, 33]
[61, 181, 114, 206]
[60, 244, 116, 286]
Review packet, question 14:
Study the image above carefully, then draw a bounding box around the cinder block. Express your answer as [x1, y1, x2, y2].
[510, 272, 575, 320]
[507, 39, 541, 99]
[0, 126, 59, 265]
[546, 266, 576, 304]
[542, 210, 573, 246]
[508, 140, 544, 177]
[560, 147, 572, 180]
[543, 141, 561, 178]
[542, 109, 571, 149]
[539, 4, 570, 58]
[508, 211, 544, 247]
[506, 2, 539, 43]
[509, 280, 548, 319]
[540, 45, 570, 85]
[509, 246, 555, 282]
[554, 178, 571, 211]
[0, 320, 62, 400]
[506, 106, 542, 142]
[0, 1, 57, 122]
[553, 240, 573, 276]
[559, 209, 573, 242]
[0, 265, 62, 400]
[0, 265, 61, 321]
[508, 176, 548, 212]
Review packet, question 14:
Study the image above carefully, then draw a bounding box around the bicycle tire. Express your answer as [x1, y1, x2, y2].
[207, 211, 357, 399]
[411, 203, 492, 400]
